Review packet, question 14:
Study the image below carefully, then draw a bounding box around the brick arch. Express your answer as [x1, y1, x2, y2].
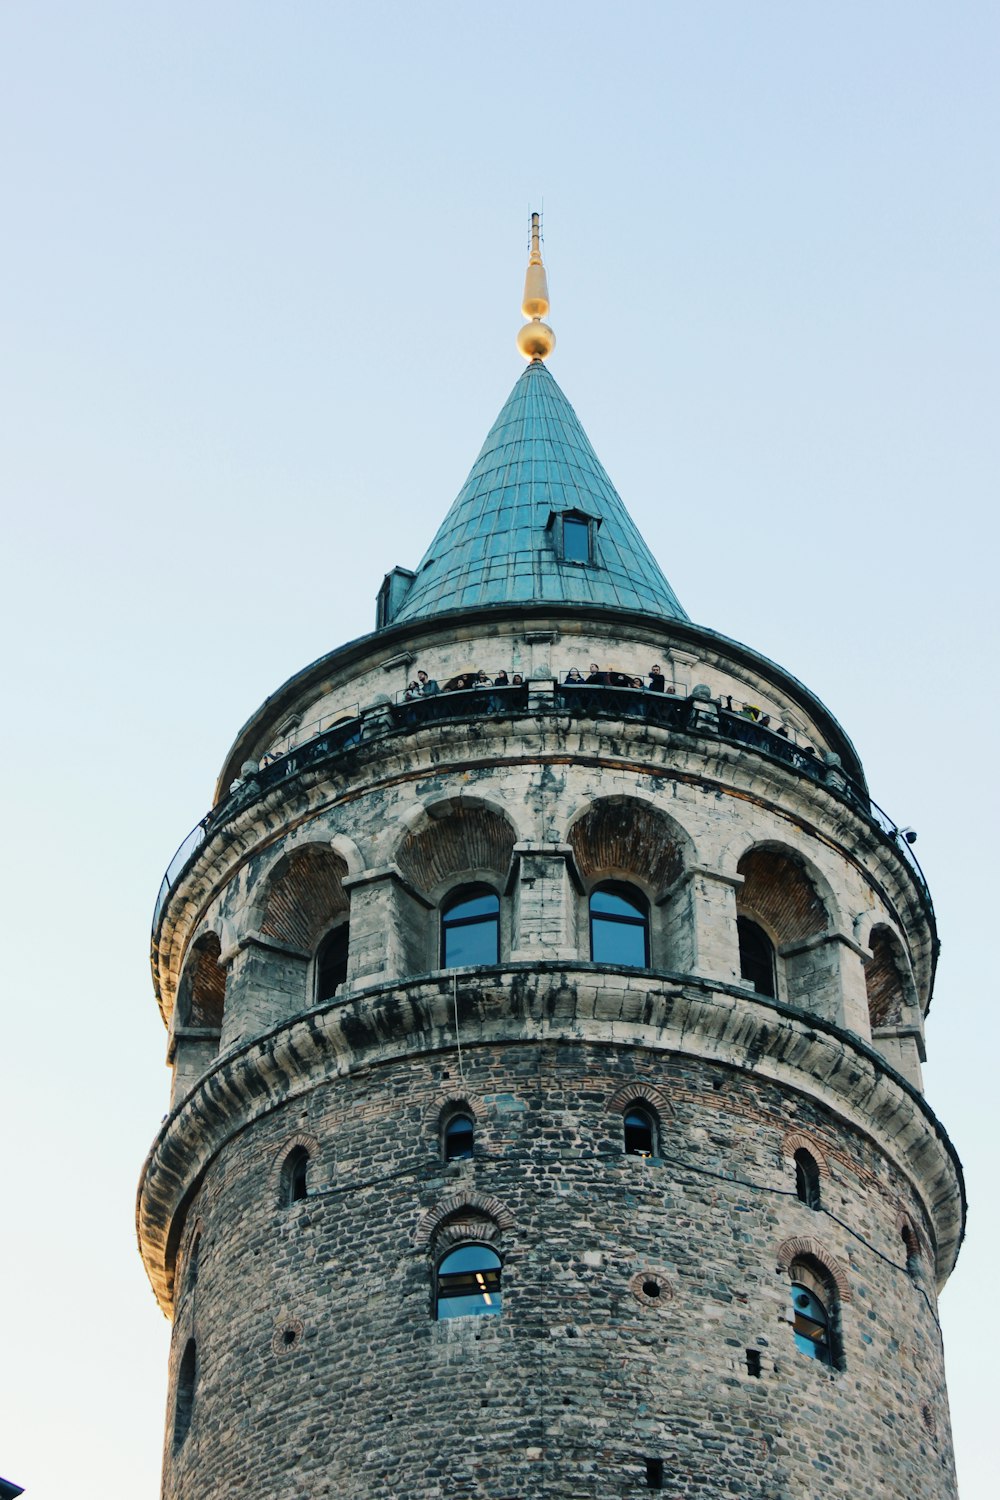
[780, 1131, 831, 1178]
[422, 1092, 480, 1132]
[736, 845, 831, 943]
[177, 932, 226, 1028]
[258, 845, 349, 953]
[395, 801, 517, 897]
[566, 796, 691, 895]
[414, 1192, 516, 1248]
[268, 1133, 322, 1197]
[895, 1209, 925, 1262]
[866, 925, 911, 1027]
[607, 1080, 674, 1119]
[776, 1237, 852, 1302]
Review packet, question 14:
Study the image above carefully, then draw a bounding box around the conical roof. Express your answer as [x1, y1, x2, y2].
[390, 360, 687, 624]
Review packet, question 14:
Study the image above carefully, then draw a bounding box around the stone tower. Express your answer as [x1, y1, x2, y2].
[140, 225, 964, 1499]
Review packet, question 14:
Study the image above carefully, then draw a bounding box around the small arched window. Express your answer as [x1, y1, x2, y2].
[279, 1145, 310, 1206]
[435, 1244, 502, 1320]
[738, 917, 776, 997]
[789, 1259, 841, 1369]
[624, 1105, 657, 1158]
[901, 1221, 921, 1277]
[441, 886, 500, 968]
[794, 1148, 821, 1210]
[442, 1111, 475, 1161]
[173, 1338, 197, 1447]
[315, 924, 349, 1003]
[590, 883, 649, 968]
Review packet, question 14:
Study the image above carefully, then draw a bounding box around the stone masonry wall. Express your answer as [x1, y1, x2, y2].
[163, 1039, 955, 1500]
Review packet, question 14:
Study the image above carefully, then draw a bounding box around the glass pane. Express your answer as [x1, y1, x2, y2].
[437, 1246, 502, 1319]
[563, 517, 590, 562]
[791, 1284, 831, 1362]
[443, 914, 499, 966]
[590, 888, 644, 920]
[445, 891, 500, 923]
[592, 915, 647, 967]
[624, 1110, 654, 1156]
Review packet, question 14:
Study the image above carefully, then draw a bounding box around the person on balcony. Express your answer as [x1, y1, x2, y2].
[648, 665, 665, 693]
[565, 667, 585, 684]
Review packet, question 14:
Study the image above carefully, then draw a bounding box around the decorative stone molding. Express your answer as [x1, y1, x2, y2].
[629, 1268, 674, 1307]
[271, 1319, 304, 1358]
[775, 1237, 852, 1302]
[414, 1192, 516, 1249]
[607, 1080, 674, 1119]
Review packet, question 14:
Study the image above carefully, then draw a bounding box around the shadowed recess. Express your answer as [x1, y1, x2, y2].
[866, 927, 908, 1027]
[178, 933, 226, 1029]
[737, 849, 827, 942]
[396, 804, 516, 894]
[260, 846, 349, 952]
[569, 799, 685, 892]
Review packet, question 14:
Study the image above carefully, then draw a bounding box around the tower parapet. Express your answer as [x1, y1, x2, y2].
[141, 228, 963, 1500]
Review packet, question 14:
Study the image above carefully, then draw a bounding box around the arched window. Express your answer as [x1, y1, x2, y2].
[442, 1111, 475, 1162]
[173, 1338, 197, 1447]
[738, 917, 776, 997]
[441, 886, 500, 968]
[624, 1105, 657, 1158]
[789, 1259, 840, 1369]
[901, 1221, 921, 1277]
[315, 924, 349, 1003]
[435, 1244, 502, 1320]
[794, 1148, 821, 1210]
[279, 1146, 310, 1206]
[590, 883, 649, 967]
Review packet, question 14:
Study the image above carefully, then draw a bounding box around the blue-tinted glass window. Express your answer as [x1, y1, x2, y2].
[442, 887, 500, 967]
[791, 1282, 833, 1365]
[590, 884, 649, 967]
[436, 1244, 502, 1319]
[563, 516, 591, 563]
[443, 1112, 475, 1161]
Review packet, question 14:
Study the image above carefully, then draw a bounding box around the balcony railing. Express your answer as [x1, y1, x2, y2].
[153, 678, 933, 935]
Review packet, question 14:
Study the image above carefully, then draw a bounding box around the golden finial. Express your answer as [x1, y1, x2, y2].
[517, 211, 556, 361]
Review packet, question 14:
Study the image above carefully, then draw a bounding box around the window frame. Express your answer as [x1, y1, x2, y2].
[623, 1104, 658, 1158]
[440, 884, 501, 969]
[435, 1242, 503, 1320]
[314, 921, 350, 1004]
[589, 881, 651, 969]
[442, 1109, 475, 1162]
[737, 915, 777, 998]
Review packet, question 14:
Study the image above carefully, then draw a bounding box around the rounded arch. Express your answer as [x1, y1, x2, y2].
[414, 1192, 516, 1249]
[780, 1131, 830, 1179]
[607, 1080, 674, 1120]
[328, 831, 365, 879]
[776, 1236, 852, 1303]
[735, 843, 835, 943]
[254, 844, 350, 953]
[394, 798, 518, 899]
[176, 932, 226, 1030]
[269, 1133, 321, 1201]
[866, 924, 916, 1028]
[565, 795, 695, 897]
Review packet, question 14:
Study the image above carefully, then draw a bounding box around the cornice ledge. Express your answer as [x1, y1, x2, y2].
[137, 967, 964, 1315]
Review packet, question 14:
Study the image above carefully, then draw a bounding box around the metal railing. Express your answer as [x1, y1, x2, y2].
[152, 678, 933, 936]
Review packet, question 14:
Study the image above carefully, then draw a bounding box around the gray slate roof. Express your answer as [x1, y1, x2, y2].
[390, 359, 687, 624]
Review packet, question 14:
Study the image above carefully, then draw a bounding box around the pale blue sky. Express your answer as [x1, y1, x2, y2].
[1, 4, 996, 1496]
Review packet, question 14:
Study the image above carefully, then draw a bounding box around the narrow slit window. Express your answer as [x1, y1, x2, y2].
[173, 1338, 197, 1447]
[624, 1106, 657, 1158]
[316, 925, 349, 1003]
[646, 1457, 665, 1489]
[737, 916, 776, 997]
[443, 1111, 475, 1161]
[794, 1149, 821, 1210]
[436, 1244, 502, 1320]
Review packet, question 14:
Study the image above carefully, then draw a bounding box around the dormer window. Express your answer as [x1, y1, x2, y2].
[563, 516, 590, 562]
[548, 508, 600, 566]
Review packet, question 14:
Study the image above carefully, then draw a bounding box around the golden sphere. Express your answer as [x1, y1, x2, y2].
[516, 319, 556, 361]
